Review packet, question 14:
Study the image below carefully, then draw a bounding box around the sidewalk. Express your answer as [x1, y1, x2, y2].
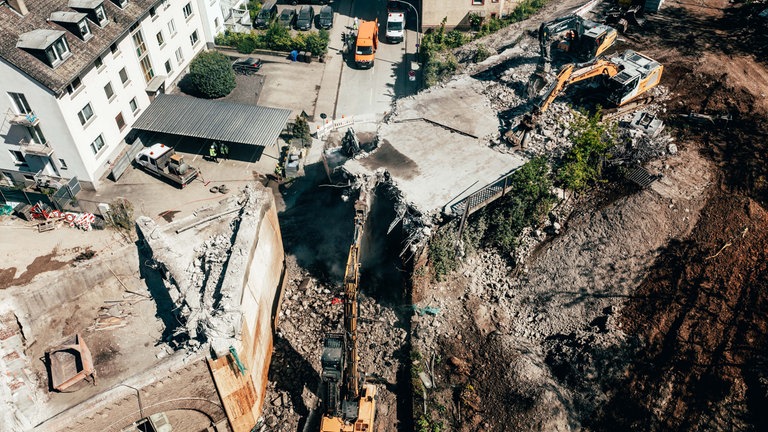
[313, 1, 356, 128]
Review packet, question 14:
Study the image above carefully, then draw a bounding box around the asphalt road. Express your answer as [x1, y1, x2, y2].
[334, 0, 419, 117]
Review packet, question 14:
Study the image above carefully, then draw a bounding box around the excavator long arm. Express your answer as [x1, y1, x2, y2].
[538, 60, 621, 114]
[320, 188, 376, 432]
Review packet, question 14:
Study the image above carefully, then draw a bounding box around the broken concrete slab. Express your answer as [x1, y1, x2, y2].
[343, 121, 527, 217]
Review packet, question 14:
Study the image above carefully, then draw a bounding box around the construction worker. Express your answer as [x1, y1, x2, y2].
[353, 17, 359, 30]
[209, 143, 218, 163]
[220, 143, 229, 160]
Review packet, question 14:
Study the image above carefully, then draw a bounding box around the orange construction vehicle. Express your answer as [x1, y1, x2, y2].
[508, 50, 663, 147]
[319, 190, 376, 432]
[354, 19, 379, 69]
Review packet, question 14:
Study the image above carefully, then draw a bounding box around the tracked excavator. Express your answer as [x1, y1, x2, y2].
[320, 189, 376, 432]
[528, 14, 618, 97]
[507, 49, 664, 147]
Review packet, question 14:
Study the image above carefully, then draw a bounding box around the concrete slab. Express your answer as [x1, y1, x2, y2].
[344, 120, 527, 214]
[396, 76, 501, 139]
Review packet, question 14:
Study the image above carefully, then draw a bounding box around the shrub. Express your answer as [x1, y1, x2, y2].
[444, 30, 467, 49]
[265, 22, 294, 51]
[557, 109, 616, 190]
[473, 44, 492, 63]
[428, 227, 458, 281]
[303, 29, 330, 56]
[189, 51, 236, 98]
[482, 157, 554, 255]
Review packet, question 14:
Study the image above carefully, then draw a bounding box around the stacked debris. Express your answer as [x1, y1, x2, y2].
[136, 184, 273, 352]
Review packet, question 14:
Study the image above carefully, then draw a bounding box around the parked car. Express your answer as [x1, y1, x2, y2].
[287, 1, 331, 4]
[295, 5, 315, 30]
[278, 8, 296, 29]
[232, 57, 263, 75]
[253, 1, 278, 29]
[317, 5, 333, 29]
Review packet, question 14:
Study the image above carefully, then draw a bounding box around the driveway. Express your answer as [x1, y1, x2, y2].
[223, 54, 327, 120]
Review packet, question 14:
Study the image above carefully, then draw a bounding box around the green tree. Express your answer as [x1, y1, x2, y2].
[557, 109, 616, 190]
[292, 116, 311, 144]
[189, 51, 236, 98]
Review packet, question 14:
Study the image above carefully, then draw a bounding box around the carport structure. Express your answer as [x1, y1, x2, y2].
[131, 94, 292, 162]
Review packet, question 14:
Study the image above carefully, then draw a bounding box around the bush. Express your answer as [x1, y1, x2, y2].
[265, 22, 293, 51]
[216, 26, 329, 55]
[189, 51, 236, 98]
[444, 30, 468, 49]
[428, 227, 458, 281]
[302, 29, 330, 56]
[481, 157, 554, 255]
[473, 44, 492, 63]
[557, 109, 616, 190]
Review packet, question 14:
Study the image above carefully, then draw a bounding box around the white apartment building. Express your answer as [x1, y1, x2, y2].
[0, 0, 234, 191]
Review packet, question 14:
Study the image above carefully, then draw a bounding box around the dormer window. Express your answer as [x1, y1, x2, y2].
[46, 37, 71, 67]
[16, 30, 72, 68]
[50, 11, 91, 41]
[94, 5, 107, 25]
[78, 19, 92, 39]
[68, 1, 108, 27]
[111, 0, 128, 8]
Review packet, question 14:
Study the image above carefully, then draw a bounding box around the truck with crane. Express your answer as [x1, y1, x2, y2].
[134, 143, 199, 188]
[508, 50, 664, 147]
[319, 190, 376, 432]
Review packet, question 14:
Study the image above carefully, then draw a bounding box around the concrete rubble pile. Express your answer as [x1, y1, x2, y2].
[136, 184, 271, 352]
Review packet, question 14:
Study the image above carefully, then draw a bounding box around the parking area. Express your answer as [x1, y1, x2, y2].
[224, 56, 326, 120]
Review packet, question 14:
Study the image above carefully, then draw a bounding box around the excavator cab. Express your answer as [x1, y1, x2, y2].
[321, 333, 345, 417]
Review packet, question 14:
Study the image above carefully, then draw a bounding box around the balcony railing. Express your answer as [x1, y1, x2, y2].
[19, 138, 53, 157]
[9, 111, 39, 127]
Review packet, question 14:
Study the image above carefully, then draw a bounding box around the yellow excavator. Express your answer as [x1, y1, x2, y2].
[508, 49, 664, 147]
[528, 14, 618, 97]
[319, 190, 376, 432]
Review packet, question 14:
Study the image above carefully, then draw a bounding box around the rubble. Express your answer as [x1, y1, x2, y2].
[136, 183, 274, 353]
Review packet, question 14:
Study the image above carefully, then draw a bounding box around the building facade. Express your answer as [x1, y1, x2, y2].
[421, 0, 520, 30]
[0, 0, 236, 192]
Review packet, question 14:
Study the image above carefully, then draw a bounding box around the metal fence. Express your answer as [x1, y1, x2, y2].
[0, 176, 81, 212]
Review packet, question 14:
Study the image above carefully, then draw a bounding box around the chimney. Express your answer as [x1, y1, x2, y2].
[8, 0, 29, 16]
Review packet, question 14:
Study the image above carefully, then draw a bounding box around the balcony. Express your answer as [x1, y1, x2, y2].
[19, 138, 54, 157]
[9, 111, 39, 127]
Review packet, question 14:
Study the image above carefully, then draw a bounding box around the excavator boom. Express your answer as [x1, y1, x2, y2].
[508, 50, 663, 148]
[320, 188, 376, 432]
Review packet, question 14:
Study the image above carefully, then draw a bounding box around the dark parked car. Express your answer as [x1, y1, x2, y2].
[295, 5, 315, 30]
[232, 57, 263, 75]
[253, 1, 278, 29]
[278, 8, 296, 29]
[317, 5, 333, 29]
[287, 1, 331, 4]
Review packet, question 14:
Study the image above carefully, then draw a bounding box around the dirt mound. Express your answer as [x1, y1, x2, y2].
[614, 194, 768, 430]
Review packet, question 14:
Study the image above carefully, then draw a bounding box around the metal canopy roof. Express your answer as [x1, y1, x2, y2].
[132, 94, 292, 147]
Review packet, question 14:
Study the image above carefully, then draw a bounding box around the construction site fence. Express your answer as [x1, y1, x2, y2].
[314, 113, 379, 140]
[0, 177, 81, 212]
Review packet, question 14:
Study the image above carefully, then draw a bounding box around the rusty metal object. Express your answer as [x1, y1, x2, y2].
[46, 333, 95, 392]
